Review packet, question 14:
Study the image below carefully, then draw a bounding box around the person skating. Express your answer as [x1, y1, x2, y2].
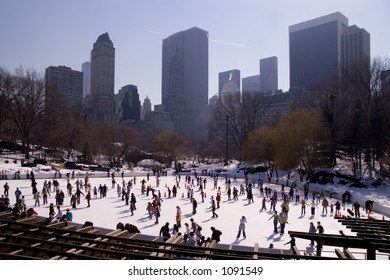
[310, 201, 318, 216]
[335, 200, 341, 216]
[309, 222, 316, 246]
[192, 198, 197, 214]
[300, 199, 310, 216]
[210, 196, 218, 218]
[278, 211, 288, 235]
[322, 197, 329, 215]
[260, 196, 267, 211]
[86, 190, 91, 207]
[176, 206, 182, 228]
[236, 216, 247, 239]
[268, 210, 279, 234]
[216, 193, 221, 209]
[352, 201, 361, 218]
[3, 182, 9, 197]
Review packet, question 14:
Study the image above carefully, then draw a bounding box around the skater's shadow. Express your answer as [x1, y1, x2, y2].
[137, 216, 152, 223]
[266, 234, 281, 242]
[266, 233, 276, 240]
[140, 223, 158, 229]
[118, 214, 132, 219]
[232, 238, 244, 244]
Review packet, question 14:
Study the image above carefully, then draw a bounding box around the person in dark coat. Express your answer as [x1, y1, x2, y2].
[365, 200, 374, 213]
[210, 226, 222, 243]
[159, 222, 170, 241]
[352, 201, 361, 218]
[192, 198, 198, 214]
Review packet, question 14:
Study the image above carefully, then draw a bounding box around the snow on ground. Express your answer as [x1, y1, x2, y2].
[1, 158, 390, 259]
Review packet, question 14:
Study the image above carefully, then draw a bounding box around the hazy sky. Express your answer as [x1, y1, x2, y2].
[1, 0, 389, 108]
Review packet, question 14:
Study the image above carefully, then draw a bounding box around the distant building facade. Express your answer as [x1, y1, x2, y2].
[340, 25, 370, 75]
[289, 12, 348, 90]
[218, 69, 240, 97]
[90, 32, 116, 124]
[219, 70, 241, 104]
[242, 75, 261, 94]
[141, 96, 152, 121]
[260, 56, 278, 94]
[45, 65, 83, 109]
[81, 61, 91, 98]
[143, 105, 174, 134]
[115, 84, 141, 124]
[162, 26, 209, 139]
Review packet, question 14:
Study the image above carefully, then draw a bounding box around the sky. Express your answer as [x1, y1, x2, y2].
[1, 0, 389, 108]
[1, 157, 390, 260]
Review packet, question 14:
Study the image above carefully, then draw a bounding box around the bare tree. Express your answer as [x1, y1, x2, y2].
[5, 67, 45, 159]
[0, 68, 13, 140]
[211, 92, 267, 160]
[336, 57, 390, 178]
[153, 131, 187, 172]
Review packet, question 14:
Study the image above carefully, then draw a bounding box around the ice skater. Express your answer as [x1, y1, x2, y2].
[236, 216, 247, 239]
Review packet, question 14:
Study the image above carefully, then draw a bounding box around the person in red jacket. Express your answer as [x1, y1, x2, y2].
[216, 193, 221, 209]
[86, 190, 91, 207]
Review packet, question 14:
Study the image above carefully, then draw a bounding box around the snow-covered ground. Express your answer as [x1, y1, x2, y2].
[1, 157, 389, 259]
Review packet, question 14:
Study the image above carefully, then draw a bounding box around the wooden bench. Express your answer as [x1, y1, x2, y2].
[17, 217, 37, 224]
[253, 243, 259, 259]
[335, 248, 347, 258]
[292, 246, 301, 256]
[344, 249, 357, 259]
[202, 240, 217, 259]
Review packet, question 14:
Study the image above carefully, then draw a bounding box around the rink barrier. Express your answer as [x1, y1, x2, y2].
[0, 212, 343, 260]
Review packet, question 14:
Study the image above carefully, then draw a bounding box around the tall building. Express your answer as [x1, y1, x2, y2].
[289, 12, 348, 90]
[45, 65, 83, 109]
[82, 61, 91, 98]
[141, 96, 152, 121]
[114, 84, 141, 124]
[242, 75, 260, 94]
[90, 32, 115, 124]
[162, 26, 209, 139]
[218, 69, 240, 96]
[260, 56, 278, 93]
[340, 25, 370, 75]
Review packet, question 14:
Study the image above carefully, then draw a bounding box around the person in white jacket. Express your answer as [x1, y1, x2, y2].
[236, 216, 247, 239]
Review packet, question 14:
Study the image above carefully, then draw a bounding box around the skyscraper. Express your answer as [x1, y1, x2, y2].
[90, 32, 115, 124]
[82, 61, 91, 98]
[340, 25, 370, 75]
[142, 96, 152, 121]
[218, 69, 240, 96]
[260, 56, 278, 93]
[242, 75, 260, 94]
[115, 84, 141, 124]
[45, 65, 83, 109]
[162, 26, 209, 139]
[289, 12, 348, 90]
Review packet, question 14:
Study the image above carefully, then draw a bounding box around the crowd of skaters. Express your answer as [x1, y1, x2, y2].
[0, 168, 379, 253]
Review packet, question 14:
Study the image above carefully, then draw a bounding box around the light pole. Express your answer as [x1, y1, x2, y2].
[80, 113, 90, 164]
[224, 115, 229, 166]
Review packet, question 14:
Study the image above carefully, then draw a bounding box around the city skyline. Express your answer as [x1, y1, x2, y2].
[1, 0, 389, 108]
